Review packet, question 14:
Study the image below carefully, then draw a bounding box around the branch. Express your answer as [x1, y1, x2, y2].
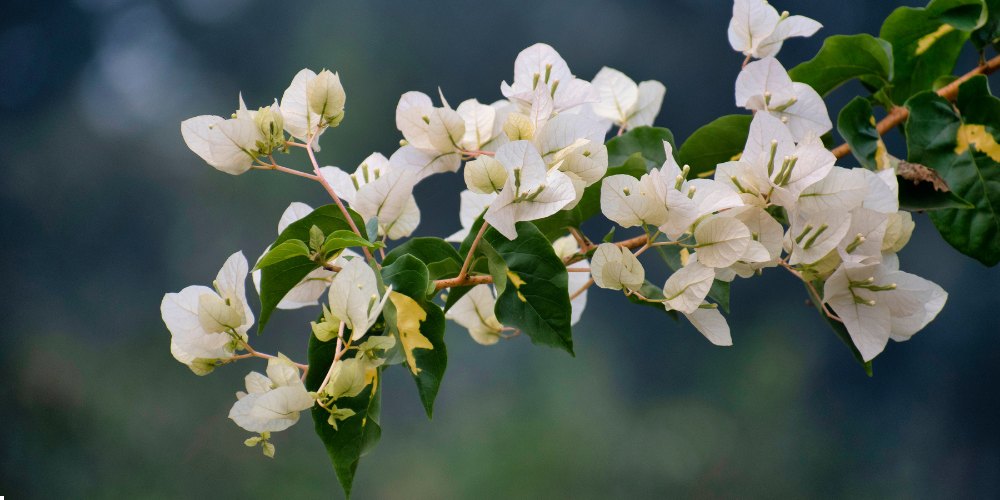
[831, 54, 1000, 160]
[432, 232, 649, 291]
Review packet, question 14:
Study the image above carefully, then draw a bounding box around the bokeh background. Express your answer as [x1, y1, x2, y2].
[2, 0, 998, 498]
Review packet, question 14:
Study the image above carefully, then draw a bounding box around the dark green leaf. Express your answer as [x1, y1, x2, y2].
[676, 115, 752, 178]
[381, 254, 430, 298]
[381, 262, 448, 418]
[606, 126, 676, 169]
[881, 0, 985, 104]
[258, 205, 367, 333]
[484, 222, 574, 353]
[905, 76, 1000, 265]
[252, 239, 310, 271]
[971, 0, 1000, 49]
[837, 97, 888, 170]
[788, 34, 893, 96]
[897, 175, 976, 210]
[383, 238, 464, 284]
[306, 334, 383, 498]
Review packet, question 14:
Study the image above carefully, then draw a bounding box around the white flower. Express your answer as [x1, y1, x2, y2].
[228, 356, 315, 433]
[455, 98, 507, 151]
[600, 173, 668, 228]
[735, 57, 831, 141]
[501, 43, 597, 114]
[552, 235, 589, 325]
[181, 97, 268, 175]
[786, 209, 852, 266]
[393, 90, 465, 180]
[320, 153, 421, 240]
[590, 66, 666, 130]
[327, 258, 391, 341]
[724, 205, 785, 277]
[716, 112, 834, 208]
[445, 285, 504, 345]
[483, 140, 577, 240]
[251, 202, 360, 310]
[728, 0, 822, 59]
[685, 307, 733, 347]
[590, 243, 645, 292]
[281, 68, 345, 143]
[446, 190, 498, 242]
[824, 261, 947, 361]
[161, 252, 255, 374]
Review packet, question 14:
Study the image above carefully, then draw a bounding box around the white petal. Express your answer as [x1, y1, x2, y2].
[693, 215, 752, 269]
[662, 261, 716, 314]
[495, 140, 548, 191]
[756, 15, 823, 58]
[281, 69, 321, 141]
[600, 174, 666, 228]
[735, 57, 795, 110]
[685, 307, 732, 346]
[353, 169, 419, 230]
[180, 115, 255, 175]
[456, 99, 497, 150]
[278, 202, 315, 233]
[591, 66, 639, 125]
[389, 145, 461, 181]
[824, 263, 891, 361]
[796, 167, 869, 216]
[484, 168, 576, 240]
[447, 190, 497, 242]
[445, 285, 503, 345]
[728, 0, 781, 56]
[837, 208, 888, 264]
[318, 166, 359, 205]
[627, 80, 666, 128]
[590, 243, 645, 291]
[787, 210, 853, 266]
[328, 258, 381, 338]
[161, 285, 233, 362]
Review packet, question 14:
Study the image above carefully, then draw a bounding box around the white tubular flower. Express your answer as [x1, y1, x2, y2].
[281, 68, 346, 144]
[320, 153, 421, 240]
[728, 0, 822, 59]
[446, 190, 498, 242]
[161, 252, 255, 374]
[590, 67, 666, 130]
[735, 57, 831, 141]
[590, 243, 645, 292]
[327, 258, 391, 342]
[662, 261, 716, 314]
[251, 202, 360, 310]
[824, 261, 947, 361]
[786, 210, 852, 266]
[501, 43, 597, 114]
[717, 113, 834, 209]
[228, 355, 315, 433]
[837, 208, 888, 265]
[445, 285, 504, 345]
[552, 235, 588, 325]
[483, 141, 577, 240]
[395, 90, 465, 167]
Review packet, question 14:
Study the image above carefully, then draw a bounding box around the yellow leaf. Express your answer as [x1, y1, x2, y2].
[916, 24, 954, 56]
[955, 124, 1000, 163]
[388, 292, 433, 376]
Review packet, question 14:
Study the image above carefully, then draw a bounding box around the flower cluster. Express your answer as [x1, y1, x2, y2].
[162, 0, 952, 477]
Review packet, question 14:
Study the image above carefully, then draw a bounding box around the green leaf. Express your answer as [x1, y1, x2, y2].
[321, 230, 378, 257]
[258, 205, 367, 333]
[387, 291, 448, 418]
[253, 240, 311, 271]
[837, 97, 891, 171]
[881, 0, 986, 105]
[654, 245, 731, 314]
[532, 152, 647, 241]
[788, 34, 894, 97]
[483, 222, 574, 353]
[971, 0, 1000, 49]
[897, 174, 976, 210]
[381, 254, 431, 298]
[383, 238, 464, 285]
[905, 76, 1000, 266]
[676, 115, 752, 178]
[306, 334, 383, 499]
[365, 217, 380, 244]
[606, 126, 675, 169]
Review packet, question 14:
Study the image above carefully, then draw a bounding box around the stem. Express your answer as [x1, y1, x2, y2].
[318, 322, 348, 394]
[460, 149, 496, 158]
[565, 267, 591, 272]
[232, 338, 309, 372]
[570, 278, 594, 301]
[457, 222, 490, 281]
[304, 135, 376, 262]
[830, 54, 1000, 160]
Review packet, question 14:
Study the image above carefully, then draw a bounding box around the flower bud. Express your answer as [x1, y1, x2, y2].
[307, 70, 346, 127]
